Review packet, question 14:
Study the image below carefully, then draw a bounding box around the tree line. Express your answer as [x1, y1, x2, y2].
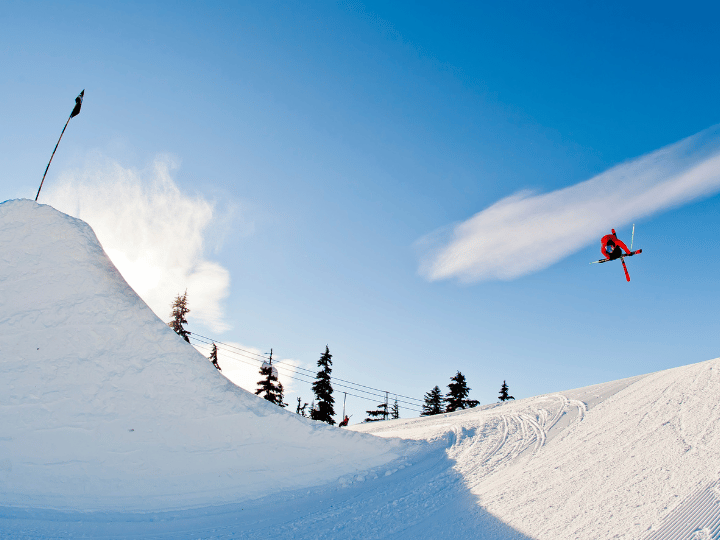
[167, 292, 339, 422]
[421, 375, 514, 416]
[168, 291, 515, 426]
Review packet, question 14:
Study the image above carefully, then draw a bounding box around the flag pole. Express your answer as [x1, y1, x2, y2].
[35, 90, 84, 202]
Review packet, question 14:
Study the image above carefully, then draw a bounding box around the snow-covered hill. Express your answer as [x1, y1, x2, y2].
[1, 199, 719, 539]
[0, 199, 404, 512]
[355, 365, 720, 539]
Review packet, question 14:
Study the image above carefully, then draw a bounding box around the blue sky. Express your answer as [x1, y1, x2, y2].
[2, 0, 720, 421]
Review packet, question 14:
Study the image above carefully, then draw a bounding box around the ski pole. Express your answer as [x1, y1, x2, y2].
[35, 90, 84, 202]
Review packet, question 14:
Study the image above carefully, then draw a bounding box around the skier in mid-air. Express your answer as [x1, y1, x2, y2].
[600, 229, 632, 261]
[592, 226, 642, 282]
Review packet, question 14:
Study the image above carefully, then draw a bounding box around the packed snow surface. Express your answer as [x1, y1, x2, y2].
[1, 199, 720, 539]
[0, 199, 404, 511]
[355, 367, 720, 539]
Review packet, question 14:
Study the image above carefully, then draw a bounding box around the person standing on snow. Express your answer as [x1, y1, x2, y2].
[601, 229, 632, 260]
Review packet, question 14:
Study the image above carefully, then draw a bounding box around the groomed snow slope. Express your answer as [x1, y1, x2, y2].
[355, 360, 720, 540]
[0, 199, 404, 512]
[2, 199, 720, 539]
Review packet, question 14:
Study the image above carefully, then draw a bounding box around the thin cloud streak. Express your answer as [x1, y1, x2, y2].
[419, 125, 720, 282]
[45, 153, 232, 332]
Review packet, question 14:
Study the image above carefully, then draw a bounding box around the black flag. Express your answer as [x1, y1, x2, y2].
[35, 89, 85, 202]
[70, 90, 84, 118]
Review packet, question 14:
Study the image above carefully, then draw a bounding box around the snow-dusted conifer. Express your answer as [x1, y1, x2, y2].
[255, 362, 287, 408]
[391, 398, 400, 419]
[421, 385, 445, 416]
[311, 346, 335, 424]
[364, 401, 389, 422]
[498, 380, 514, 402]
[168, 290, 191, 342]
[209, 343, 221, 371]
[445, 371, 479, 412]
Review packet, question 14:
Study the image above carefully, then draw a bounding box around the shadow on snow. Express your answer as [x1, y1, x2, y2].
[0, 440, 532, 540]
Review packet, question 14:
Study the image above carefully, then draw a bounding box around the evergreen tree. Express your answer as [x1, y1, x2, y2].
[445, 371, 479, 412]
[296, 397, 308, 417]
[255, 353, 286, 407]
[310, 346, 335, 424]
[364, 400, 389, 422]
[498, 380, 515, 402]
[209, 343, 221, 371]
[421, 385, 445, 416]
[168, 290, 190, 342]
[391, 397, 400, 420]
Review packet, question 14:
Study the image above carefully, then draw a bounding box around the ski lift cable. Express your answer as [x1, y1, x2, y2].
[192, 337, 424, 408]
[191, 340, 291, 374]
[191, 333, 424, 403]
[192, 334, 265, 357]
[192, 339, 422, 408]
[192, 342, 328, 391]
[190, 335, 420, 403]
[194, 342, 423, 411]
[191, 339, 423, 413]
[191, 333, 422, 401]
[191, 339, 291, 371]
[191, 334, 267, 360]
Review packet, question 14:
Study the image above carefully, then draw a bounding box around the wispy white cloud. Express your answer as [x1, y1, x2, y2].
[45, 153, 234, 332]
[419, 125, 720, 282]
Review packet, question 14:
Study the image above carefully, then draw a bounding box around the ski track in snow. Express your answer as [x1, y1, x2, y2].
[1, 390, 586, 540]
[354, 391, 591, 491]
[355, 366, 720, 540]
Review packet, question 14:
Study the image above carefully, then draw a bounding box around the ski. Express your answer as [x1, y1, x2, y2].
[590, 249, 642, 264]
[621, 258, 631, 282]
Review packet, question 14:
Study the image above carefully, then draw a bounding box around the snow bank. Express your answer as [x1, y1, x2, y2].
[357, 361, 720, 539]
[0, 199, 404, 512]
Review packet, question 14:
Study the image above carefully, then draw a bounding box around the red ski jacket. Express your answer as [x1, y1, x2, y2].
[601, 230, 631, 259]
